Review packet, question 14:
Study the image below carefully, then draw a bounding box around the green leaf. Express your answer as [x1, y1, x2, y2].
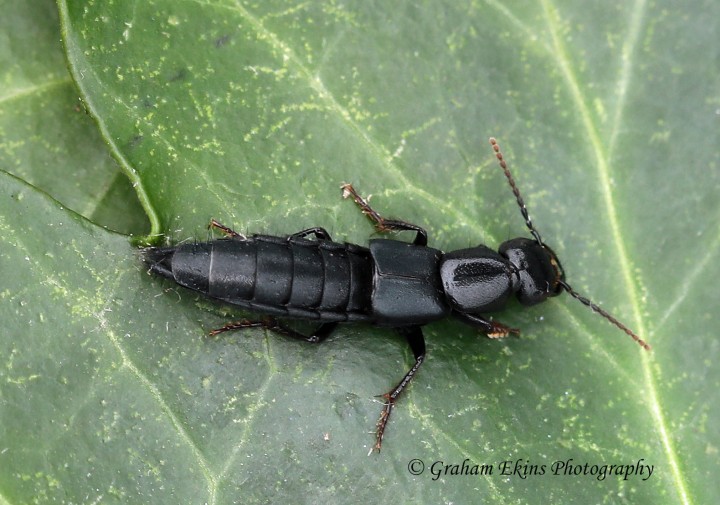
[1, 0, 717, 503]
[0, 0, 147, 235]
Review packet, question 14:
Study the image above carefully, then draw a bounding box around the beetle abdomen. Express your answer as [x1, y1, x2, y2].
[145, 236, 373, 321]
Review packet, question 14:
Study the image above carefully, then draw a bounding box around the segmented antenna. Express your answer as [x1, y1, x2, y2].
[488, 137, 650, 351]
[489, 137, 543, 245]
[559, 280, 651, 350]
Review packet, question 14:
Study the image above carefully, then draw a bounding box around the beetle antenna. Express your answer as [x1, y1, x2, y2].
[558, 280, 651, 351]
[488, 138, 650, 351]
[489, 138, 544, 245]
[490, 137, 650, 351]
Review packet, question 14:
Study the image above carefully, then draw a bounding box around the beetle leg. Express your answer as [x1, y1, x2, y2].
[453, 312, 520, 338]
[370, 326, 426, 454]
[208, 219, 246, 239]
[209, 317, 337, 343]
[290, 227, 332, 241]
[341, 183, 428, 246]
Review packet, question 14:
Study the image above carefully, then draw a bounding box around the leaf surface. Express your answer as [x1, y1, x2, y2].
[1, 0, 718, 503]
[0, 0, 147, 234]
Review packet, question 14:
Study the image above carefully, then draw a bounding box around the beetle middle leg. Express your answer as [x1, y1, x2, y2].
[209, 317, 338, 344]
[341, 183, 428, 246]
[370, 326, 426, 454]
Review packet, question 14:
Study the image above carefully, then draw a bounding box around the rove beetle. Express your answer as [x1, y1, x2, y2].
[143, 138, 650, 453]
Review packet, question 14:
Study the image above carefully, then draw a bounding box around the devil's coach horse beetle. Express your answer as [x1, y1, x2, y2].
[143, 138, 650, 453]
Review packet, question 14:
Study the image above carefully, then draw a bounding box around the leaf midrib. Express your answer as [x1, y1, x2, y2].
[539, 0, 691, 503]
[56, 0, 689, 501]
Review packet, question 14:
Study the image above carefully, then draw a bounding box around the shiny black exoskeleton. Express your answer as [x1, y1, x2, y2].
[143, 138, 649, 453]
[146, 233, 563, 332]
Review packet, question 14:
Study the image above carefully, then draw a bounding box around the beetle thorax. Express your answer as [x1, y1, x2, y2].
[439, 245, 516, 313]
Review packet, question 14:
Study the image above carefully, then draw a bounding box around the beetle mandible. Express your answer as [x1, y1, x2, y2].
[143, 138, 650, 454]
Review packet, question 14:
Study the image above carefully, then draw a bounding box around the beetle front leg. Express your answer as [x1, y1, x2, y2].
[453, 312, 520, 338]
[341, 183, 428, 246]
[370, 326, 426, 454]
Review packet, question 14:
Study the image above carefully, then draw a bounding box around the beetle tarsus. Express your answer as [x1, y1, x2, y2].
[369, 395, 394, 455]
[341, 183, 428, 246]
[209, 219, 246, 239]
[208, 318, 268, 337]
[487, 322, 521, 339]
[452, 312, 520, 339]
[209, 317, 337, 344]
[370, 353, 424, 454]
[369, 326, 426, 454]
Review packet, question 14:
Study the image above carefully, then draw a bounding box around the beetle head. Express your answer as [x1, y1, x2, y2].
[499, 237, 565, 305]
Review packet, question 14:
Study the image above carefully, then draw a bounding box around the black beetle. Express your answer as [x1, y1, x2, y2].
[143, 138, 649, 453]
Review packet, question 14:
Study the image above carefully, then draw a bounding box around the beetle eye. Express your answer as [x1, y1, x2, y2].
[540, 243, 565, 294]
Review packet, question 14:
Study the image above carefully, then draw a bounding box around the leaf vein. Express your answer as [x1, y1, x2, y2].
[540, 1, 691, 503]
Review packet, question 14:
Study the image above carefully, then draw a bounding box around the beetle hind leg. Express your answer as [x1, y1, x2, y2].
[209, 317, 337, 344]
[208, 219, 246, 239]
